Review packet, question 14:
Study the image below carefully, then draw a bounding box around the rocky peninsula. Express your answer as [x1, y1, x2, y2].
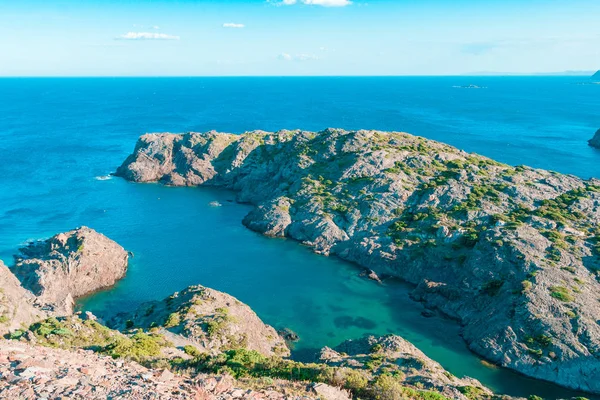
[117, 128, 600, 393]
[12, 227, 128, 315]
[589, 129, 600, 149]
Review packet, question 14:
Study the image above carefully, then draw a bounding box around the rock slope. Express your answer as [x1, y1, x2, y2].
[0, 339, 324, 400]
[12, 227, 128, 315]
[111, 285, 290, 357]
[118, 128, 600, 393]
[589, 129, 600, 149]
[319, 335, 491, 400]
[0, 261, 47, 335]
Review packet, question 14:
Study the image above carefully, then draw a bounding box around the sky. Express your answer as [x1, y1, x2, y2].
[0, 0, 599, 76]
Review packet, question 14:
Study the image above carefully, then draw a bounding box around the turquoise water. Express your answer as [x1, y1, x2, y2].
[1, 77, 599, 398]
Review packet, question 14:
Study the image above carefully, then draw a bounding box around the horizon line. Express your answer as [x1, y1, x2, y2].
[0, 74, 595, 78]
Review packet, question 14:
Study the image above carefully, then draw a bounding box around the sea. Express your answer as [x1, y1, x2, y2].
[0, 77, 598, 398]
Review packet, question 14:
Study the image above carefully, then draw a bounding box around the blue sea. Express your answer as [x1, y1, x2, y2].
[1, 77, 599, 398]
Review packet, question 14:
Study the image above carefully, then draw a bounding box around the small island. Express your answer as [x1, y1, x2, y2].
[592, 70, 600, 81]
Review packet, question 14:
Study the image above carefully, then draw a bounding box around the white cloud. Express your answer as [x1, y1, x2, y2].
[270, 0, 351, 6]
[116, 32, 180, 40]
[223, 23, 245, 28]
[152, 25, 160, 30]
[278, 53, 319, 61]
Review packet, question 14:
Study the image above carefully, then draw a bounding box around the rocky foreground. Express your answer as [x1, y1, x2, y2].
[117, 128, 600, 393]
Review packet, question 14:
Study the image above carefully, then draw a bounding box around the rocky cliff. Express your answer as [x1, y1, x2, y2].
[111, 285, 290, 357]
[117, 129, 600, 393]
[12, 227, 128, 314]
[0, 261, 47, 334]
[589, 129, 600, 149]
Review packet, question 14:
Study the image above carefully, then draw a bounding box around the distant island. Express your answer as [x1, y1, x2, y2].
[465, 70, 596, 76]
[592, 70, 600, 81]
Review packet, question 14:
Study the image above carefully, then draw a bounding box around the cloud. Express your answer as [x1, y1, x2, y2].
[270, 0, 351, 7]
[116, 32, 180, 40]
[278, 53, 319, 61]
[223, 23, 245, 28]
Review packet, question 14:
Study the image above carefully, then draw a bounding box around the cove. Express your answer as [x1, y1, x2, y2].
[78, 179, 594, 399]
[1, 77, 599, 399]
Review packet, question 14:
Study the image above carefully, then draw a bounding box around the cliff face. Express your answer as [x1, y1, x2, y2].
[118, 129, 600, 393]
[111, 285, 290, 357]
[12, 227, 128, 315]
[0, 261, 47, 334]
[589, 129, 600, 149]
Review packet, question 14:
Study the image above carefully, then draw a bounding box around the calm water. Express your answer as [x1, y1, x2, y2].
[1, 77, 599, 398]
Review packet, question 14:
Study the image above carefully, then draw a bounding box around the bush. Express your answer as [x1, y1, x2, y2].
[103, 331, 169, 362]
[183, 345, 202, 357]
[549, 286, 574, 302]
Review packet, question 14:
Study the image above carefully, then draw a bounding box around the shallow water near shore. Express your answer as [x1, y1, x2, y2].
[1, 77, 599, 398]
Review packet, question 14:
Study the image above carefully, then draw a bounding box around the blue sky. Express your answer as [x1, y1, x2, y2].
[1, 0, 599, 76]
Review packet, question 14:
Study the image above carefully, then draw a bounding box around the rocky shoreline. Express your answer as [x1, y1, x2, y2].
[0, 225, 495, 399]
[117, 128, 600, 394]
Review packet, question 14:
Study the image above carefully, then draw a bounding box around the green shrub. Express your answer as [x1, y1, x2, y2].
[549, 286, 574, 302]
[183, 345, 202, 357]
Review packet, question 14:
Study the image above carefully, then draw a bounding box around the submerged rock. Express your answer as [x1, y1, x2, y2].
[12, 227, 128, 315]
[589, 129, 600, 149]
[118, 128, 600, 393]
[278, 327, 300, 342]
[112, 285, 289, 357]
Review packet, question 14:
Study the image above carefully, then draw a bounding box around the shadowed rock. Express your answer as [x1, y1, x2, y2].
[589, 129, 600, 149]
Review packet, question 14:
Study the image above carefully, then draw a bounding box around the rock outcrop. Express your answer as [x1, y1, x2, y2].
[320, 335, 491, 400]
[118, 129, 600, 393]
[112, 285, 290, 357]
[0, 261, 47, 334]
[12, 227, 128, 315]
[0, 340, 324, 400]
[589, 129, 600, 149]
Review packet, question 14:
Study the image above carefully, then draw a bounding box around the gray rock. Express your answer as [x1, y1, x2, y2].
[117, 128, 600, 393]
[12, 227, 128, 315]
